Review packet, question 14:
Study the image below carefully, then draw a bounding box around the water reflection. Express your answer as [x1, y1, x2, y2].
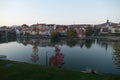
[31, 44, 39, 63]
[96, 40, 113, 51]
[1, 37, 120, 74]
[17, 38, 94, 49]
[66, 39, 77, 47]
[0, 37, 16, 43]
[0, 37, 114, 50]
[78, 40, 85, 48]
[84, 40, 93, 49]
[49, 45, 64, 67]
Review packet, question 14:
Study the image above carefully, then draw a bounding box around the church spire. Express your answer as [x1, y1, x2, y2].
[107, 19, 109, 24]
[106, 19, 110, 26]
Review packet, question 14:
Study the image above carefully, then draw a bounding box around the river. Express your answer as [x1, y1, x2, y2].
[0, 37, 120, 74]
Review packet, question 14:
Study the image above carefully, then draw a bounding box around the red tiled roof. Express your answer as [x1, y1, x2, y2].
[97, 22, 119, 27]
[21, 24, 29, 27]
[31, 23, 46, 26]
[70, 24, 90, 28]
[46, 24, 55, 26]
[56, 25, 67, 31]
[112, 25, 120, 28]
[111, 23, 119, 26]
[38, 23, 46, 25]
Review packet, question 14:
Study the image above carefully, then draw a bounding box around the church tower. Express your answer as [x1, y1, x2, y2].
[106, 19, 111, 33]
[106, 19, 110, 28]
[107, 19, 109, 24]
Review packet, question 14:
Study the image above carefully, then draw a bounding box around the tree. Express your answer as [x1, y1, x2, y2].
[50, 31, 60, 39]
[115, 29, 120, 33]
[66, 28, 77, 38]
[113, 41, 120, 53]
[113, 41, 120, 68]
[86, 26, 93, 36]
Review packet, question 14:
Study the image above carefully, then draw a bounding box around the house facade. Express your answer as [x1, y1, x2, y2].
[46, 24, 56, 36]
[70, 25, 88, 38]
[98, 20, 120, 34]
[110, 25, 120, 33]
[3, 20, 119, 38]
[55, 25, 68, 36]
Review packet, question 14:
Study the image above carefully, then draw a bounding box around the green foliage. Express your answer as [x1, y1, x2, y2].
[115, 29, 120, 33]
[66, 39, 77, 47]
[50, 31, 60, 39]
[50, 39, 60, 46]
[113, 41, 120, 68]
[85, 40, 92, 48]
[66, 28, 77, 38]
[86, 26, 93, 36]
[24, 32, 30, 36]
[113, 41, 120, 53]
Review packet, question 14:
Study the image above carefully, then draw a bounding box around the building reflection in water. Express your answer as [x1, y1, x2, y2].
[49, 45, 64, 67]
[15, 38, 115, 65]
[16, 37, 113, 50]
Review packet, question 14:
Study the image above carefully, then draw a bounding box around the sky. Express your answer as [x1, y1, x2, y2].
[0, 0, 120, 26]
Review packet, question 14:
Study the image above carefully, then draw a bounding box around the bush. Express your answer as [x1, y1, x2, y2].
[66, 28, 77, 38]
[50, 31, 60, 39]
[86, 26, 93, 36]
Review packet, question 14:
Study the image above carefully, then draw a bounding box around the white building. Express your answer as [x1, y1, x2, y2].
[99, 20, 120, 34]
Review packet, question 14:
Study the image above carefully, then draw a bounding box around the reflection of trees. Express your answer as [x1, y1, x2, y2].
[50, 39, 60, 46]
[85, 40, 92, 49]
[49, 45, 64, 67]
[30, 44, 39, 63]
[0, 33, 1, 39]
[17, 38, 95, 48]
[101, 42, 108, 51]
[50, 39, 85, 48]
[30, 39, 39, 63]
[18, 38, 50, 47]
[78, 40, 84, 48]
[113, 41, 120, 68]
[0, 37, 16, 43]
[66, 39, 77, 47]
[96, 40, 113, 51]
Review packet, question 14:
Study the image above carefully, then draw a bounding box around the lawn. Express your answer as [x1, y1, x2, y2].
[0, 60, 120, 80]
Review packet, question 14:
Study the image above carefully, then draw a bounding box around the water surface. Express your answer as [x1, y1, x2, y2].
[0, 38, 120, 74]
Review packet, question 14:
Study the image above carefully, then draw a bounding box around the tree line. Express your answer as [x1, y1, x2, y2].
[50, 26, 93, 39]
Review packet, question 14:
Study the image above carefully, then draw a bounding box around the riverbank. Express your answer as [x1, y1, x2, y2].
[92, 36, 120, 41]
[0, 60, 120, 80]
[16, 35, 120, 41]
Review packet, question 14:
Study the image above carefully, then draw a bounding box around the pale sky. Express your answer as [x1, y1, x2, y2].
[0, 0, 120, 26]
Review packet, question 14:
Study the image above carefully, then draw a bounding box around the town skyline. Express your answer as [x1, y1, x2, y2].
[0, 0, 120, 26]
[0, 19, 119, 27]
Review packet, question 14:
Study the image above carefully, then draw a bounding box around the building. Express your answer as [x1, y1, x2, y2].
[55, 25, 68, 36]
[98, 20, 120, 34]
[46, 24, 57, 36]
[69, 24, 88, 38]
[110, 24, 120, 33]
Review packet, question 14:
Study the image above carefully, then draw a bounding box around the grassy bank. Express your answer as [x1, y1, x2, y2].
[0, 60, 120, 80]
